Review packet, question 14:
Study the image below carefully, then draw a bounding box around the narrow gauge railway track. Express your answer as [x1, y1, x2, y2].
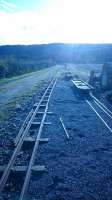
[86, 92, 112, 133]
[0, 78, 57, 200]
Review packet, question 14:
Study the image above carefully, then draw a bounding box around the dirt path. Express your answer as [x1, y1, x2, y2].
[0, 66, 60, 119]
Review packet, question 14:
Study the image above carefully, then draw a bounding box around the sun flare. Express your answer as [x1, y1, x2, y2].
[0, 0, 112, 44]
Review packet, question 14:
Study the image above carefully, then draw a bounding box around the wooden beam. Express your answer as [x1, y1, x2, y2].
[24, 137, 49, 144]
[31, 122, 51, 127]
[0, 165, 46, 172]
[60, 118, 69, 140]
[31, 165, 46, 172]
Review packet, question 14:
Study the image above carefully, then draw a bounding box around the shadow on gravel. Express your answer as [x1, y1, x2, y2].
[71, 85, 91, 101]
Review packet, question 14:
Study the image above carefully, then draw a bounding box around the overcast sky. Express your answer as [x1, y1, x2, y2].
[0, 0, 112, 45]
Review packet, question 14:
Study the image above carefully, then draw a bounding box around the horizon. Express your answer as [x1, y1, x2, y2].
[0, 0, 112, 45]
[1, 43, 112, 47]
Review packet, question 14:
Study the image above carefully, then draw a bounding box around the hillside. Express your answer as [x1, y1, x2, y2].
[0, 43, 112, 78]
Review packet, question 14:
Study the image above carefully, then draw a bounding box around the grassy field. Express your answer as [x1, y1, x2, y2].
[67, 63, 102, 80]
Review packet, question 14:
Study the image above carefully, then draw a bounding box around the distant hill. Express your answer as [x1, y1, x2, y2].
[0, 43, 112, 78]
[0, 43, 112, 63]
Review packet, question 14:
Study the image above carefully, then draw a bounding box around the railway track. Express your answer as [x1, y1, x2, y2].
[73, 78, 112, 133]
[0, 78, 57, 200]
[86, 92, 112, 133]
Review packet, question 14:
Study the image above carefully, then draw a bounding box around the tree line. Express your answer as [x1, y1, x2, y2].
[0, 43, 112, 79]
[0, 56, 54, 79]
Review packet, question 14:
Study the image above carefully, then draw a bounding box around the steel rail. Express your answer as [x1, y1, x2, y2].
[0, 78, 56, 193]
[86, 100, 112, 133]
[15, 109, 34, 145]
[93, 99, 112, 120]
[19, 79, 57, 200]
[90, 92, 112, 116]
[15, 83, 54, 146]
[79, 79, 112, 117]
[60, 117, 69, 140]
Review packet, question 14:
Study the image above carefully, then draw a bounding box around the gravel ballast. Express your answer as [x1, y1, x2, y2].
[1, 74, 112, 200]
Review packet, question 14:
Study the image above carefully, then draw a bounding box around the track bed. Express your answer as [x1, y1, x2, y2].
[1, 74, 112, 200]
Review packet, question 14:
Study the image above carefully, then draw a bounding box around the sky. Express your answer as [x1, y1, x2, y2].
[0, 0, 112, 45]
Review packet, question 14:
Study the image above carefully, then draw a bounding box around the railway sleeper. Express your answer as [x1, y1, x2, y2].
[33, 103, 47, 109]
[30, 121, 51, 128]
[24, 136, 49, 143]
[39, 104, 47, 107]
[21, 137, 49, 150]
[0, 165, 46, 173]
[42, 100, 48, 102]
[36, 111, 53, 115]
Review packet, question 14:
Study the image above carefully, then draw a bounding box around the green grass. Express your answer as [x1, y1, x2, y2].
[0, 82, 42, 121]
[0, 67, 51, 84]
[0, 65, 62, 121]
[0, 110, 9, 120]
[0, 66, 58, 121]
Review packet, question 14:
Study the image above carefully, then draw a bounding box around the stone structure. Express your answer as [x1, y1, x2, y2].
[100, 63, 112, 90]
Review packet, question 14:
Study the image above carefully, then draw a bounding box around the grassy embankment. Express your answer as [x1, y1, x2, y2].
[0, 65, 59, 120]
